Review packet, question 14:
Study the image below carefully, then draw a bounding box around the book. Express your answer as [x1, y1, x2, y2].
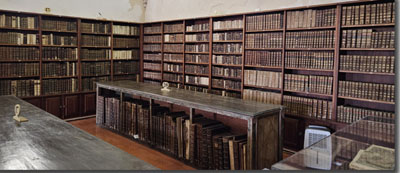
[349, 145, 395, 170]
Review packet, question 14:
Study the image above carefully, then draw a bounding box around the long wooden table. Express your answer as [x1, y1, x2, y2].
[96, 80, 285, 169]
[0, 95, 158, 170]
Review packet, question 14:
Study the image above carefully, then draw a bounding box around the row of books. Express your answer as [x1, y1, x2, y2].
[340, 55, 394, 73]
[143, 53, 162, 61]
[186, 33, 209, 42]
[210, 89, 241, 98]
[245, 50, 281, 67]
[81, 22, 110, 34]
[0, 14, 37, 29]
[143, 44, 161, 52]
[42, 34, 77, 46]
[284, 74, 333, 95]
[212, 55, 242, 65]
[42, 62, 76, 77]
[0, 47, 39, 60]
[244, 70, 282, 89]
[81, 49, 110, 60]
[163, 73, 183, 82]
[0, 32, 38, 45]
[337, 105, 395, 124]
[163, 63, 183, 72]
[338, 81, 394, 102]
[81, 76, 110, 91]
[342, 2, 395, 26]
[42, 19, 76, 31]
[144, 25, 161, 34]
[283, 95, 332, 120]
[246, 13, 283, 31]
[186, 54, 208, 63]
[0, 63, 39, 77]
[0, 79, 40, 96]
[43, 47, 77, 60]
[186, 44, 208, 52]
[42, 78, 77, 95]
[144, 79, 161, 85]
[113, 50, 139, 60]
[185, 85, 208, 93]
[245, 33, 283, 48]
[185, 64, 209, 75]
[287, 8, 336, 29]
[213, 43, 242, 53]
[112, 25, 140, 35]
[286, 30, 335, 48]
[164, 23, 184, 33]
[186, 21, 209, 32]
[212, 78, 241, 90]
[144, 35, 162, 42]
[164, 34, 184, 42]
[164, 44, 183, 52]
[81, 62, 110, 76]
[99, 97, 248, 170]
[143, 71, 161, 80]
[143, 62, 161, 71]
[113, 61, 139, 74]
[243, 89, 281, 105]
[213, 32, 242, 41]
[212, 66, 241, 78]
[81, 35, 111, 47]
[213, 19, 243, 30]
[114, 74, 138, 81]
[113, 37, 139, 48]
[185, 76, 209, 86]
[164, 53, 183, 62]
[285, 51, 334, 70]
[341, 29, 394, 48]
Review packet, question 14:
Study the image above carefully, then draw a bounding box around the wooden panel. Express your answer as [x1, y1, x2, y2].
[256, 113, 279, 169]
[64, 95, 80, 119]
[45, 96, 62, 119]
[283, 117, 301, 150]
[23, 97, 42, 110]
[83, 93, 96, 115]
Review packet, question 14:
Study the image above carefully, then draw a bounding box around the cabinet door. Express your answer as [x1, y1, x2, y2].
[83, 93, 96, 115]
[23, 97, 42, 109]
[45, 96, 62, 119]
[64, 95, 80, 119]
[283, 117, 304, 150]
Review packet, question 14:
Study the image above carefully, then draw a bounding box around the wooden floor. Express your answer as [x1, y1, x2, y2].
[69, 117, 292, 170]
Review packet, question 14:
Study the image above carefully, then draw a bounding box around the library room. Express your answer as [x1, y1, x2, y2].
[0, 0, 397, 171]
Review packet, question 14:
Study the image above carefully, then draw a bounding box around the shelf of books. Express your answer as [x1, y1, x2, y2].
[79, 19, 112, 92]
[163, 21, 185, 88]
[184, 18, 211, 92]
[143, 23, 162, 85]
[137, 1, 395, 151]
[111, 22, 140, 82]
[0, 10, 141, 119]
[210, 15, 244, 98]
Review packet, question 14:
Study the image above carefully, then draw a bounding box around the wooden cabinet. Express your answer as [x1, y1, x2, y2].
[283, 117, 305, 151]
[45, 96, 63, 119]
[23, 97, 43, 110]
[83, 93, 96, 115]
[64, 95, 80, 119]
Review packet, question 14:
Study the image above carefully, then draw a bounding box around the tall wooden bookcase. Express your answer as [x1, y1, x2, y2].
[0, 10, 141, 120]
[139, 0, 395, 150]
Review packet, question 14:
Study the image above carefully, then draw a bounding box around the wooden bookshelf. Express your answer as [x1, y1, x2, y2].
[0, 10, 140, 120]
[138, 0, 395, 152]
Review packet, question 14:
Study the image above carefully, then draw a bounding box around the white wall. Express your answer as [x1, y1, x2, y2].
[0, 0, 145, 22]
[144, 0, 355, 22]
[0, 0, 357, 23]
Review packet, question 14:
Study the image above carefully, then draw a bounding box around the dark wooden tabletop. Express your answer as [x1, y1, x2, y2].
[97, 80, 284, 120]
[0, 95, 158, 170]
